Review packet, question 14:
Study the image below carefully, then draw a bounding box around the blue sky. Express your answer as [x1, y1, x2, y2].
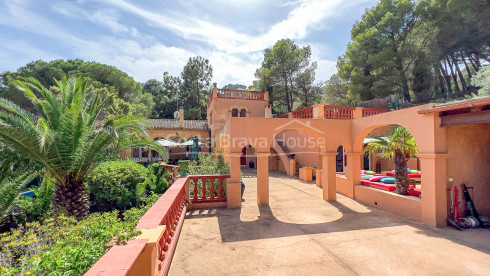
[0, 0, 378, 87]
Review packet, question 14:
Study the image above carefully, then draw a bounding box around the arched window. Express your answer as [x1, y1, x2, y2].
[240, 108, 247, 117]
[232, 108, 238, 117]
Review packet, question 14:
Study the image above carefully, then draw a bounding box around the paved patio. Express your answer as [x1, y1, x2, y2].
[170, 169, 490, 275]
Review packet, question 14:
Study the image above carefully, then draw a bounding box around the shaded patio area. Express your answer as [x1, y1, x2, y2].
[170, 169, 490, 275]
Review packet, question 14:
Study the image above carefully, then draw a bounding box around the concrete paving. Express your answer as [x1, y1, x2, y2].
[170, 169, 490, 276]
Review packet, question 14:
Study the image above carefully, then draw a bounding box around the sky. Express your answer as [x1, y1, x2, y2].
[0, 0, 379, 87]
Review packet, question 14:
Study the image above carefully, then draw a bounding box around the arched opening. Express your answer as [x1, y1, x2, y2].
[232, 108, 239, 117]
[358, 124, 421, 198]
[240, 108, 247, 117]
[336, 145, 346, 172]
[241, 145, 256, 167]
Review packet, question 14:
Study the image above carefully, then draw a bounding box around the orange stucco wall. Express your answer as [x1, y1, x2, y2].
[354, 185, 422, 222]
[274, 129, 321, 169]
[208, 94, 269, 147]
[445, 123, 490, 216]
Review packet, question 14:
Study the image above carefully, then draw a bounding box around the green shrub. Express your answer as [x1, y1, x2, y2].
[86, 160, 150, 210]
[149, 163, 171, 194]
[188, 151, 230, 198]
[0, 193, 160, 275]
[14, 179, 55, 225]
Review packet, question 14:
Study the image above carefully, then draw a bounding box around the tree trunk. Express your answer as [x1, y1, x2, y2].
[394, 149, 410, 195]
[451, 54, 468, 94]
[395, 55, 411, 102]
[460, 52, 472, 79]
[53, 177, 90, 220]
[435, 64, 446, 97]
[284, 75, 291, 112]
[441, 62, 453, 97]
[446, 56, 461, 96]
[468, 55, 479, 72]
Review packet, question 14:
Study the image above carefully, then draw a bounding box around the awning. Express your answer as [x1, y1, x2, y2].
[155, 139, 182, 147]
[180, 140, 206, 146]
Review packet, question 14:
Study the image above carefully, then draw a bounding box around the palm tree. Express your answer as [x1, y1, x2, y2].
[0, 76, 165, 219]
[364, 126, 418, 195]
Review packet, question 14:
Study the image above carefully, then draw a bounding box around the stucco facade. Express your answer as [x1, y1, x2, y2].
[208, 90, 489, 227]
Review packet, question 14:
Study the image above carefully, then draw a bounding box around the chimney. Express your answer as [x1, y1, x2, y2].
[265, 104, 272, 118]
[179, 106, 184, 127]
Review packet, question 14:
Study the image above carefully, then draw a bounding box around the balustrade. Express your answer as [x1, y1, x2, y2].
[292, 106, 313, 118]
[362, 108, 388, 117]
[324, 105, 356, 119]
[216, 89, 265, 100]
[187, 174, 229, 203]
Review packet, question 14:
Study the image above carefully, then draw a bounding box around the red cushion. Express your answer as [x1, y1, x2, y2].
[369, 176, 386, 182]
[361, 180, 397, 191]
[408, 173, 421, 178]
[385, 172, 395, 177]
[408, 188, 421, 197]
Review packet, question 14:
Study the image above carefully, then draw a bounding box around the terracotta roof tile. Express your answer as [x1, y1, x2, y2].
[148, 119, 209, 130]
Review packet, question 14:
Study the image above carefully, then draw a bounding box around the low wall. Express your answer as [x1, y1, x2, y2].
[336, 174, 351, 197]
[354, 185, 422, 221]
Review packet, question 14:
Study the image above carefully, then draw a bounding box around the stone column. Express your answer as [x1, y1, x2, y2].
[346, 152, 363, 199]
[256, 152, 270, 205]
[227, 152, 242, 208]
[418, 153, 448, 227]
[321, 152, 337, 201]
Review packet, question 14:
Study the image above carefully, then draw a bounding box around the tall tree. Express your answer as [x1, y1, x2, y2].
[181, 57, 213, 118]
[142, 72, 181, 119]
[338, 0, 420, 102]
[254, 39, 317, 113]
[0, 59, 153, 117]
[0, 76, 164, 219]
[322, 74, 355, 106]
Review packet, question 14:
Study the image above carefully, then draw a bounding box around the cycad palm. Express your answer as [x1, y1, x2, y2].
[0, 76, 164, 219]
[364, 126, 418, 195]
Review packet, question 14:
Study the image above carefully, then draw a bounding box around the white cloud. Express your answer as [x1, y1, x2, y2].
[0, 0, 377, 86]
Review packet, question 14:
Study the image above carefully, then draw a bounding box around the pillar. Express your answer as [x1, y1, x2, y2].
[256, 152, 270, 205]
[227, 152, 242, 208]
[353, 107, 364, 119]
[345, 152, 363, 199]
[321, 152, 337, 201]
[312, 104, 325, 119]
[418, 153, 448, 227]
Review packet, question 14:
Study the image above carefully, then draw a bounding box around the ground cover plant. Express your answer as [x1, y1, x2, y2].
[0, 193, 160, 276]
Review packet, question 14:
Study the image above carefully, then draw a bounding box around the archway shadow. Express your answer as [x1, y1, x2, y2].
[185, 202, 490, 256]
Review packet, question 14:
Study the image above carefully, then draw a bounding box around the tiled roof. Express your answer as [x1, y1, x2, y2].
[418, 96, 490, 114]
[148, 119, 210, 130]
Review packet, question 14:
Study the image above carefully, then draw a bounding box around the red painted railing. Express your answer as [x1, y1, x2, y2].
[292, 106, 313, 118]
[187, 175, 229, 203]
[324, 105, 356, 119]
[362, 108, 389, 117]
[216, 89, 265, 100]
[160, 163, 181, 183]
[145, 178, 187, 275]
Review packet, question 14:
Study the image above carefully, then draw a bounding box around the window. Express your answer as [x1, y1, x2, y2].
[232, 108, 238, 117]
[240, 108, 247, 117]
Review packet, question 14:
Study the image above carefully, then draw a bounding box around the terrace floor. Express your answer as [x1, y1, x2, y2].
[170, 169, 490, 275]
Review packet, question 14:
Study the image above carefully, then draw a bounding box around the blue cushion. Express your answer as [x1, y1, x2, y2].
[380, 178, 395, 184]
